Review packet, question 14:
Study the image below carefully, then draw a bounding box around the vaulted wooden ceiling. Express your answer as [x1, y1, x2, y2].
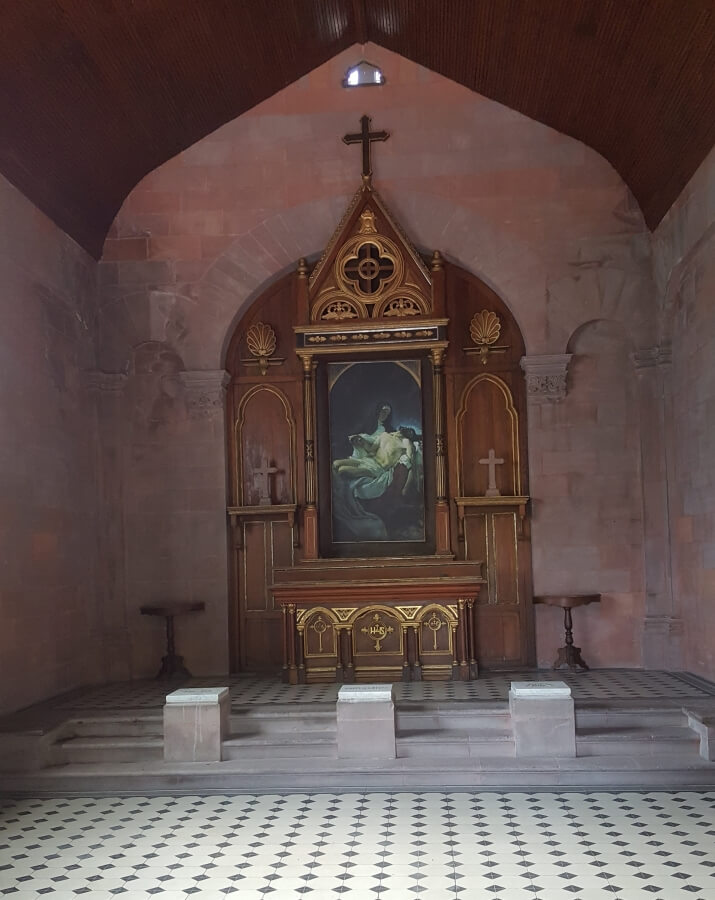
[2, 1, 713, 257]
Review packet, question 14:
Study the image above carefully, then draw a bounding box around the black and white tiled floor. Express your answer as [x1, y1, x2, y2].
[52, 670, 715, 713]
[1, 791, 714, 899]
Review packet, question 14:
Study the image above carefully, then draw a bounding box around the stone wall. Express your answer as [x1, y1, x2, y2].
[98, 44, 654, 676]
[530, 322, 645, 667]
[0, 175, 100, 714]
[654, 147, 715, 681]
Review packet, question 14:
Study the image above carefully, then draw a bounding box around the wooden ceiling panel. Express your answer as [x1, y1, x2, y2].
[0, 1, 713, 256]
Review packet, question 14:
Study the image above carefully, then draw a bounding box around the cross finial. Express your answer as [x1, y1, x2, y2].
[343, 115, 389, 180]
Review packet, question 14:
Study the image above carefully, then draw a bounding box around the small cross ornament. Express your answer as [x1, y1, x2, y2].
[253, 459, 279, 506]
[479, 448, 504, 497]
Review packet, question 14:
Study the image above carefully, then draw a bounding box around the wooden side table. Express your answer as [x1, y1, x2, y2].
[140, 602, 205, 679]
[533, 594, 601, 671]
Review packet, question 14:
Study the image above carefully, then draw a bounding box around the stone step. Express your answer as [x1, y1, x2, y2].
[230, 705, 336, 736]
[63, 716, 163, 738]
[222, 731, 336, 760]
[396, 702, 511, 734]
[576, 725, 699, 757]
[55, 735, 164, 764]
[575, 707, 687, 729]
[396, 728, 515, 759]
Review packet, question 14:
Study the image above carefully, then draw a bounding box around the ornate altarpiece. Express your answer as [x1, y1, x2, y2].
[226, 174, 533, 683]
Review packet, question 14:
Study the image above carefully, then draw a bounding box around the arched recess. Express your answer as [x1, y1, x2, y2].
[455, 374, 521, 497]
[225, 258, 534, 673]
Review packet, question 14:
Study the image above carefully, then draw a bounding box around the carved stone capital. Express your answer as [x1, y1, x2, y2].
[84, 371, 128, 394]
[632, 343, 672, 372]
[520, 354, 571, 404]
[179, 370, 230, 419]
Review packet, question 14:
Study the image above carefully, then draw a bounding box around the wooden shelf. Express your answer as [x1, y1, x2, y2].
[227, 504, 297, 518]
[227, 504, 298, 549]
[455, 495, 529, 516]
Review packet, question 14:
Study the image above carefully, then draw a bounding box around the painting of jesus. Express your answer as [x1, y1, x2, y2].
[326, 359, 427, 546]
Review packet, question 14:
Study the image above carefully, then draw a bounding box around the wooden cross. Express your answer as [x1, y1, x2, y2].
[479, 448, 504, 497]
[253, 459, 279, 506]
[343, 115, 389, 178]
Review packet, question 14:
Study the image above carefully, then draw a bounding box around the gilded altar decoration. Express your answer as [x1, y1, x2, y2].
[382, 296, 422, 317]
[242, 322, 284, 374]
[309, 614, 329, 653]
[424, 611, 445, 650]
[465, 310, 508, 364]
[307, 167, 432, 324]
[322, 299, 359, 321]
[358, 209, 378, 234]
[361, 612, 394, 651]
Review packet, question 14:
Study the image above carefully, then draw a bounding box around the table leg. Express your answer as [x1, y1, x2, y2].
[157, 614, 192, 679]
[553, 606, 589, 671]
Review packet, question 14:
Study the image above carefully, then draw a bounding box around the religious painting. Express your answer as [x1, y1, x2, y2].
[318, 358, 434, 558]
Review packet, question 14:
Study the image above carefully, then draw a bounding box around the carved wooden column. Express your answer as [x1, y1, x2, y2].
[281, 604, 289, 681]
[301, 354, 319, 559]
[431, 250, 445, 316]
[411, 624, 422, 681]
[296, 622, 306, 683]
[431, 346, 451, 554]
[457, 598, 469, 679]
[286, 603, 298, 684]
[401, 626, 411, 682]
[467, 597, 478, 678]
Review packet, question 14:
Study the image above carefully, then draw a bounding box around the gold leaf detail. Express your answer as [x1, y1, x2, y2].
[358, 209, 378, 234]
[322, 300, 359, 321]
[246, 322, 277, 358]
[470, 310, 501, 347]
[383, 297, 422, 317]
[245, 322, 277, 374]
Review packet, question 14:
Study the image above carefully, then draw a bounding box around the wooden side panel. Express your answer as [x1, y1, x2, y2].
[464, 513, 490, 603]
[464, 508, 526, 666]
[242, 522, 269, 612]
[492, 512, 519, 606]
[237, 387, 295, 506]
[476, 609, 522, 666]
[457, 375, 520, 497]
[238, 517, 295, 670]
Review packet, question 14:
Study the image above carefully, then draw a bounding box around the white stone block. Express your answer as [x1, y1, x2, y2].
[338, 684, 395, 702]
[165, 687, 229, 704]
[510, 681, 571, 698]
[337, 683, 396, 759]
[509, 680, 576, 758]
[163, 686, 230, 763]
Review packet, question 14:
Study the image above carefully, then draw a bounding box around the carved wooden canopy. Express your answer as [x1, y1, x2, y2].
[308, 182, 433, 324]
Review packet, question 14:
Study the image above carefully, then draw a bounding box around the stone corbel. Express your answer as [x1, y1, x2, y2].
[519, 354, 572, 404]
[83, 371, 128, 394]
[632, 343, 672, 373]
[179, 370, 231, 419]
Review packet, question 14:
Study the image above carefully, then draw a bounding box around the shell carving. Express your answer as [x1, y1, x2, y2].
[246, 322, 276, 358]
[246, 322, 277, 374]
[470, 310, 501, 346]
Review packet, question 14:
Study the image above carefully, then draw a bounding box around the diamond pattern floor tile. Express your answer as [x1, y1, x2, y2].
[2, 791, 714, 898]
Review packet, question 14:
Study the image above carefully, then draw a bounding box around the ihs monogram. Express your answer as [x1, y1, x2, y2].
[361, 612, 394, 652]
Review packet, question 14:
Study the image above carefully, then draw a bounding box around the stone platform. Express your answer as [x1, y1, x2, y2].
[1, 670, 714, 795]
